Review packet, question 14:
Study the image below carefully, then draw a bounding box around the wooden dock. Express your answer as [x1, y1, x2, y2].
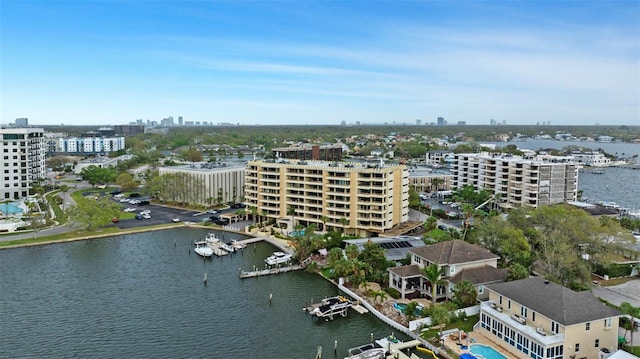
[239, 264, 305, 278]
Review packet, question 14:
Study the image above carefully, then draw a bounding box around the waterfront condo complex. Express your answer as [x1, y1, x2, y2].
[452, 152, 578, 208]
[0, 127, 47, 200]
[244, 159, 409, 237]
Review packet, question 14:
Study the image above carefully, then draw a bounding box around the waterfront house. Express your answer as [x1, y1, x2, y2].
[387, 240, 506, 301]
[480, 277, 621, 359]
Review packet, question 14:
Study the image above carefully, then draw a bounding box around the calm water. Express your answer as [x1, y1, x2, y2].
[489, 139, 640, 210]
[0, 228, 400, 359]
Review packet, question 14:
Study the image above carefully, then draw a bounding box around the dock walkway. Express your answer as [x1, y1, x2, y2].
[239, 264, 305, 278]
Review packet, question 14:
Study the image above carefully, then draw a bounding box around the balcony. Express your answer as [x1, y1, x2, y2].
[481, 301, 565, 346]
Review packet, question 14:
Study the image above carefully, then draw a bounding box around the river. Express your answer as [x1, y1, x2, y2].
[0, 228, 405, 359]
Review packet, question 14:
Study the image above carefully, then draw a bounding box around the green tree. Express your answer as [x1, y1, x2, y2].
[422, 263, 446, 305]
[507, 263, 529, 281]
[67, 196, 121, 231]
[430, 304, 451, 345]
[620, 302, 640, 348]
[452, 280, 477, 307]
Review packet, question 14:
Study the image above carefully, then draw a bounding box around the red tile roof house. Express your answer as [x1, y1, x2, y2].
[387, 240, 507, 301]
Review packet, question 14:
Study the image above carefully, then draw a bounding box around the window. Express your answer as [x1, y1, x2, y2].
[532, 312, 536, 321]
[521, 306, 528, 318]
[551, 321, 559, 334]
[450, 265, 455, 274]
[478, 285, 483, 294]
[595, 339, 599, 348]
[585, 322, 590, 330]
[575, 343, 580, 352]
[605, 318, 612, 328]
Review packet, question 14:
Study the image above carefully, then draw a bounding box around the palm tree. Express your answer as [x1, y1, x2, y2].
[431, 178, 444, 193]
[422, 263, 446, 305]
[287, 207, 296, 231]
[339, 217, 350, 235]
[320, 215, 330, 232]
[452, 280, 477, 307]
[620, 302, 640, 348]
[430, 304, 450, 347]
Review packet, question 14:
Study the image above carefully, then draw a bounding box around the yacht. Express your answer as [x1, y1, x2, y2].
[265, 251, 293, 266]
[344, 343, 385, 359]
[193, 241, 213, 257]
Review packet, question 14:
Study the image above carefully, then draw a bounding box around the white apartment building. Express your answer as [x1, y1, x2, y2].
[452, 153, 578, 208]
[571, 152, 611, 167]
[1, 127, 47, 200]
[244, 159, 409, 237]
[159, 163, 245, 206]
[59, 137, 125, 153]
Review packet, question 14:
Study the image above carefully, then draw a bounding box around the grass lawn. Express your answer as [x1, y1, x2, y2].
[45, 190, 66, 224]
[420, 314, 479, 341]
[0, 222, 181, 248]
[624, 346, 640, 356]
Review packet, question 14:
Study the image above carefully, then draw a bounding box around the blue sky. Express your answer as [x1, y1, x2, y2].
[1, 1, 639, 126]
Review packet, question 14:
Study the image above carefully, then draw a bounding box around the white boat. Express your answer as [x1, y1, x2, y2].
[231, 240, 247, 250]
[194, 241, 213, 257]
[204, 232, 220, 245]
[345, 343, 386, 359]
[265, 251, 293, 266]
[218, 241, 235, 253]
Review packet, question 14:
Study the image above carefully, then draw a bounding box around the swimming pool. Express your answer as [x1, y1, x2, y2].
[469, 344, 508, 359]
[289, 230, 305, 237]
[0, 202, 24, 215]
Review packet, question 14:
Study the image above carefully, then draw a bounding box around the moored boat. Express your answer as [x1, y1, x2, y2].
[194, 240, 214, 257]
[265, 251, 293, 266]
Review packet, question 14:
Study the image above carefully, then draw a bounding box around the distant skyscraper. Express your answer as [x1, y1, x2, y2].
[437, 117, 445, 126]
[416, 119, 421, 126]
[15, 118, 28, 127]
[178, 116, 183, 125]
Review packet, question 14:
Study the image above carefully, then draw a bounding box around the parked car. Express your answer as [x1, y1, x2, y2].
[135, 214, 143, 220]
[171, 217, 181, 223]
[207, 209, 218, 214]
[111, 217, 119, 223]
[123, 207, 136, 212]
[230, 203, 246, 209]
[213, 218, 229, 225]
[142, 213, 151, 219]
[437, 224, 448, 231]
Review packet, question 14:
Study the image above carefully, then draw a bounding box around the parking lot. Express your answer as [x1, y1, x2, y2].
[110, 197, 242, 229]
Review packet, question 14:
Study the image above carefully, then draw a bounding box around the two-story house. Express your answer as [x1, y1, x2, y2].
[481, 277, 621, 359]
[387, 240, 507, 301]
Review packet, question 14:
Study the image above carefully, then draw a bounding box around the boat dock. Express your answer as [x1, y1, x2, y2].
[239, 264, 305, 278]
[375, 338, 423, 359]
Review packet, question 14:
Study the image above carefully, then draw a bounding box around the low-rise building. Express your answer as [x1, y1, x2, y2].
[159, 162, 245, 206]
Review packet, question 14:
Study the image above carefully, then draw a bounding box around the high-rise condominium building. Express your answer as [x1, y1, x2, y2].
[452, 152, 578, 208]
[0, 127, 46, 200]
[244, 159, 409, 237]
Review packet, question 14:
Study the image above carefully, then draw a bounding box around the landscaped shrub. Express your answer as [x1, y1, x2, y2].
[386, 287, 401, 299]
[594, 263, 633, 278]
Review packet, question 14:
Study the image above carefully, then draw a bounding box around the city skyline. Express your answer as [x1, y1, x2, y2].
[1, 1, 638, 126]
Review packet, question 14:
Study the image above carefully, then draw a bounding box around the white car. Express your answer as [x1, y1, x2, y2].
[171, 217, 181, 223]
[139, 210, 151, 215]
[207, 209, 218, 214]
[113, 194, 125, 198]
[130, 199, 141, 205]
[119, 198, 130, 203]
[142, 213, 151, 219]
[124, 207, 136, 212]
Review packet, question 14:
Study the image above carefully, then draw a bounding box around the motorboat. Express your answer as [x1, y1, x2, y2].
[231, 240, 247, 250]
[345, 343, 385, 359]
[194, 241, 213, 257]
[204, 232, 220, 245]
[309, 296, 352, 317]
[218, 241, 236, 253]
[265, 251, 293, 266]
